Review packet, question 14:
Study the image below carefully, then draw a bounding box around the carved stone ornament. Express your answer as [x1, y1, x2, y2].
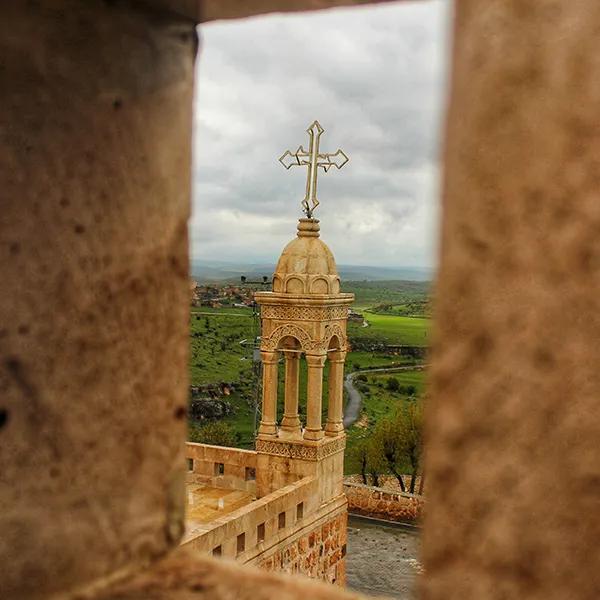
[256, 436, 345, 461]
[260, 322, 347, 353]
[261, 305, 348, 321]
[261, 323, 319, 352]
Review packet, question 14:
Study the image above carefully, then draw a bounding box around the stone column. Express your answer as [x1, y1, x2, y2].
[325, 350, 346, 436]
[303, 353, 327, 441]
[0, 3, 196, 599]
[280, 351, 301, 436]
[258, 350, 279, 437]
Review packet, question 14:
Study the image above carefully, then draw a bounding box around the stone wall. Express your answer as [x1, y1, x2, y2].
[0, 3, 195, 598]
[257, 512, 347, 586]
[344, 482, 424, 523]
[183, 471, 348, 585]
[422, 3, 600, 598]
[186, 442, 257, 494]
[345, 474, 424, 495]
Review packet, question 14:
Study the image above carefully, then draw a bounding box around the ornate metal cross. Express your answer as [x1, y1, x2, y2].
[279, 120, 349, 218]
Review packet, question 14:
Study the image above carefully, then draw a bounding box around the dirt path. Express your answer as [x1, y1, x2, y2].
[343, 364, 427, 428]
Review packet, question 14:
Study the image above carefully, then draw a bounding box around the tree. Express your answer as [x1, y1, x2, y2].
[386, 377, 400, 392]
[398, 384, 417, 396]
[370, 400, 425, 494]
[394, 401, 424, 493]
[374, 417, 406, 492]
[366, 433, 386, 488]
[188, 420, 236, 447]
[349, 438, 369, 484]
[405, 384, 417, 396]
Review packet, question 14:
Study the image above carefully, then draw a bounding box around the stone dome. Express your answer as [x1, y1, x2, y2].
[272, 219, 341, 295]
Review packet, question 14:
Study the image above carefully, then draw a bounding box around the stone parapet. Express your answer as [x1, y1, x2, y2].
[186, 443, 257, 494]
[344, 482, 424, 524]
[183, 472, 348, 584]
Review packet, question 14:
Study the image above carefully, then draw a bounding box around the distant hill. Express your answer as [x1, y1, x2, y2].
[190, 259, 433, 283]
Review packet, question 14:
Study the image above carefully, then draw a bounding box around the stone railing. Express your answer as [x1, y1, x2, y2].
[344, 482, 424, 523]
[186, 442, 258, 494]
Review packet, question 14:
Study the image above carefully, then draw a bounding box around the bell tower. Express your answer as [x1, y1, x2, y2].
[254, 217, 353, 497]
[253, 120, 353, 498]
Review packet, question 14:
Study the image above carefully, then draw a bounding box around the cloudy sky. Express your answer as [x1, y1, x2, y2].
[191, 1, 451, 269]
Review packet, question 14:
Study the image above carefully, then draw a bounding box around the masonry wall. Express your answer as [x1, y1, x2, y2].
[422, 2, 600, 599]
[257, 511, 347, 586]
[0, 3, 195, 598]
[344, 482, 424, 523]
[186, 442, 257, 494]
[183, 442, 348, 585]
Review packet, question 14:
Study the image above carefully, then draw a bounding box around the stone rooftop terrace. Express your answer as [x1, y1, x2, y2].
[184, 483, 255, 542]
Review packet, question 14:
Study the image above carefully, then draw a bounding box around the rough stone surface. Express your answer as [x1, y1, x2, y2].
[0, 2, 196, 598]
[87, 547, 363, 600]
[4, 1, 600, 600]
[423, 2, 600, 599]
[258, 512, 347, 585]
[344, 483, 424, 523]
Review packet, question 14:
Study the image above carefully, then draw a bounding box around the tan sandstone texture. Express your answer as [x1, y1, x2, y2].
[85, 547, 362, 600]
[422, 2, 600, 600]
[178, 218, 353, 584]
[344, 483, 424, 524]
[0, 1, 195, 598]
[3, 1, 600, 600]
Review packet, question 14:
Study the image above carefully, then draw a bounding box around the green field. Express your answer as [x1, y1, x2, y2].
[344, 369, 426, 474]
[348, 313, 430, 347]
[346, 350, 420, 371]
[188, 281, 430, 458]
[189, 310, 255, 385]
[344, 280, 429, 310]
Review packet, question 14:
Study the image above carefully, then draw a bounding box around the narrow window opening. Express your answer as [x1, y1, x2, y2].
[245, 467, 256, 481]
[213, 545, 222, 557]
[237, 532, 245, 555]
[187, 458, 194, 472]
[278, 511, 286, 530]
[296, 502, 304, 521]
[257, 522, 265, 543]
[214, 462, 224, 476]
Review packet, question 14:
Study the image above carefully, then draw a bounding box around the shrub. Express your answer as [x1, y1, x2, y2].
[188, 420, 236, 447]
[386, 377, 400, 392]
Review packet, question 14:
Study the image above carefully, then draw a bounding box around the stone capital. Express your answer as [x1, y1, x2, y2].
[305, 353, 327, 368]
[260, 350, 280, 365]
[328, 350, 347, 364]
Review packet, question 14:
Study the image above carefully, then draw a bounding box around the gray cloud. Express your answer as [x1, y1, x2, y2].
[191, 1, 450, 268]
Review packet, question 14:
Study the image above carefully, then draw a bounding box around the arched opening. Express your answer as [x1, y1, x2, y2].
[327, 334, 342, 352]
[276, 335, 303, 437]
[324, 334, 346, 437]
